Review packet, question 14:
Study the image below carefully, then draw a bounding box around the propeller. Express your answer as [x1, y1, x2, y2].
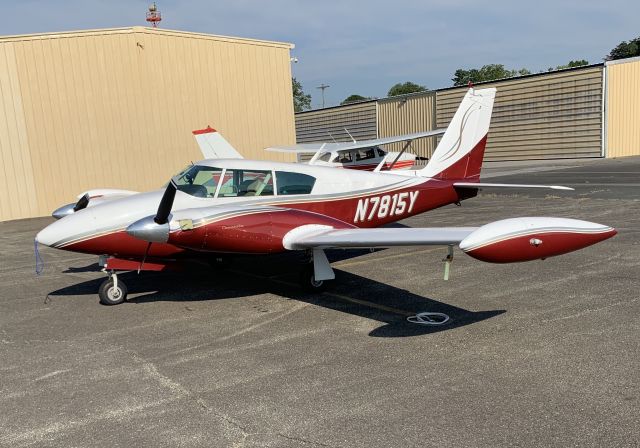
[126, 179, 178, 244]
[73, 193, 90, 212]
[132, 180, 178, 271]
[154, 180, 177, 224]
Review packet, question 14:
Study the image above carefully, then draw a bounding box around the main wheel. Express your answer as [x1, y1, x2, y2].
[299, 264, 327, 292]
[98, 277, 128, 305]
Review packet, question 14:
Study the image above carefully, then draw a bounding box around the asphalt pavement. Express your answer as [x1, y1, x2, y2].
[1, 157, 638, 447]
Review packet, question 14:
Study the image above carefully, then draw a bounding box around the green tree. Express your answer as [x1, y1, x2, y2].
[550, 59, 589, 71]
[606, 36, 640, 60]
[341, 94, 372, 105]
[387, 81, 427, 97]
[292, 78, 311, 112]
[452, 64, 531, 86]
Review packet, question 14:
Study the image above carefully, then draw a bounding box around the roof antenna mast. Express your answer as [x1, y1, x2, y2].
[146, 3, 162, 27]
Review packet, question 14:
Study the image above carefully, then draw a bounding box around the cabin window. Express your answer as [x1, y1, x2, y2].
[337, 151, 352, 163]
[355, 148, 376, 161]
[174, 165, 223, 197]
[276, 171, 316, 195]
[217, 169, 274, 197]
[376, 147, 387, 157]
[318, 152, 332, 162]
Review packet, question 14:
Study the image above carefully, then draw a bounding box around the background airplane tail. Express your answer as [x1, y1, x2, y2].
[193, 126, 243, 159]
[419, 88, 496, 181]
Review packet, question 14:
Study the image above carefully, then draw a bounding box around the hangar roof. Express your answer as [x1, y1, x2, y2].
[0, 26, 294, 49]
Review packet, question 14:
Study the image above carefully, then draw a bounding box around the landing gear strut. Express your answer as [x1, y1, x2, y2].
[98, 271, 128, 305]
[299, 249, 334, 292]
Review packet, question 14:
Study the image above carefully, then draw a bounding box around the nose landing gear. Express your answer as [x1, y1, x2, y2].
[98, 271, 128, 305]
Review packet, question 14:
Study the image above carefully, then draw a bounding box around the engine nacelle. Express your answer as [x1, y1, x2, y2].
[166, 207, 355, 254]
[459, 217, 617, 263]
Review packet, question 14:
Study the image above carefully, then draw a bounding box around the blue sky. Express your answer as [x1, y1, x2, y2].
[1, 0, 638, 108]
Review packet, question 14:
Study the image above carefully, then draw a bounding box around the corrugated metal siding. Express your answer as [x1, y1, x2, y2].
[0, 27, 295, 221]
[377, 92, 436, 165]
[295, 101, 377, 162]
[436, 67, 604, 161]
[0, 42, 39, 220]
[606, 58, 640, 157]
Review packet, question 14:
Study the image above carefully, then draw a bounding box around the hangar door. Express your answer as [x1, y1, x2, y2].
[436, 66, 604, 161]
[295, 101, 377, 162]
[377, 91, 437, 166]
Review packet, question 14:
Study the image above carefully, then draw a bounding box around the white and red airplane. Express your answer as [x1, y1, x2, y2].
[37, 88, 616, 305]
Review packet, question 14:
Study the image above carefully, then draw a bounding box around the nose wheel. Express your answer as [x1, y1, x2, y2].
[98, 272, 128, 305]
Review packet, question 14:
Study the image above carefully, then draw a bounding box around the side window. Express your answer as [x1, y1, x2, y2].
[318, 152, 332, 162]
[337, 151, 352, 163]
[376, 147, 387, 157]
[276, 171, 316, 195]
[355, 148, 376, 161]
[218, 169, 274, 197]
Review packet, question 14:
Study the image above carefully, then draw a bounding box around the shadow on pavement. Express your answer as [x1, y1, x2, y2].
[48, 250, 505, 338]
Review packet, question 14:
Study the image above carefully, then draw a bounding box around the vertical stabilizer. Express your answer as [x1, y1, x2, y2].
[193, 126, 243, 159]
[420, 88, 496, 180]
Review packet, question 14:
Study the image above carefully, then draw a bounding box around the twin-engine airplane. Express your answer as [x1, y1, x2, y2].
[37, 88, 616, 305]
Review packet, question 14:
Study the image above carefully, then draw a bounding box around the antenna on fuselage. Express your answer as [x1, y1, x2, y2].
[326, 131, 337, 143]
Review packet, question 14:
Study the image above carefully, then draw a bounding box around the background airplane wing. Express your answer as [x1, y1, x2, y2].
[265, 128, 446, 153]
[284, 227, 478, 250]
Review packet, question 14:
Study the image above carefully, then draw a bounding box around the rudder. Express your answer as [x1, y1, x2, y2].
[420, 88, 496, 180]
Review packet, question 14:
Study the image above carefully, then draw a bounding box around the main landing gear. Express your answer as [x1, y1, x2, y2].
[98, 271, 128, 305]
[299, 249, 334, 292]
[299, 263, 327, 292]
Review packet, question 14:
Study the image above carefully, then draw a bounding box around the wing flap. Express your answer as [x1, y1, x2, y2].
[285, 227, 478, 250]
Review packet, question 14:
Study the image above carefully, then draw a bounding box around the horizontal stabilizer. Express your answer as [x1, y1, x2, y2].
[193, 126, 243, 159]
[453, 182, 574, 191]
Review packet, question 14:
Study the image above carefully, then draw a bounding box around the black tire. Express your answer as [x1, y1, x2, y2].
[98, 277, 128, 305]
[299, 264, 327, 292]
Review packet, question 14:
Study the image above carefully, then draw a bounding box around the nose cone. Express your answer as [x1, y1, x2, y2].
[36, 219, 71, 248]
[126, 216, 170, 243]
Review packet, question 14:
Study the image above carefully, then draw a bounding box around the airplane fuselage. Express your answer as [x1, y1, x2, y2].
[37, 158, 466, 259]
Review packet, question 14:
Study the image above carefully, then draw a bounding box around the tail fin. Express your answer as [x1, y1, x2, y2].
[419, 88, 496, 180]
[193, 126, 243, 159]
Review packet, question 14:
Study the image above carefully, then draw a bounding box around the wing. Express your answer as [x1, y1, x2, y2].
[265, 128, 446, 153]
[453, 182, 574, 191]
[284, 226, 478, 250]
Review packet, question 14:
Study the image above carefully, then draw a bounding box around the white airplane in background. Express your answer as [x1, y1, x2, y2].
[264, 128, 446, 171]
[193, 125, 445, 172]
[38, 88, 616, 307]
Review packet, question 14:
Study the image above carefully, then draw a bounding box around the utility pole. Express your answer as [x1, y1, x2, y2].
[316, 84, 330, 108]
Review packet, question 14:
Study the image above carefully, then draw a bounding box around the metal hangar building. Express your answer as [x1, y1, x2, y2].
[0, 27, 296, 221]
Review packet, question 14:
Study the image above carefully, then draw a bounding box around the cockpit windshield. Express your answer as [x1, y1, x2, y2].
[173, 165, 223, 197]
[172, 165, 315, 198]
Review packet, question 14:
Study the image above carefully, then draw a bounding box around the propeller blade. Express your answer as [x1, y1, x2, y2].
[155, 181, 177, 224]
[73, 193, 90, 212]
